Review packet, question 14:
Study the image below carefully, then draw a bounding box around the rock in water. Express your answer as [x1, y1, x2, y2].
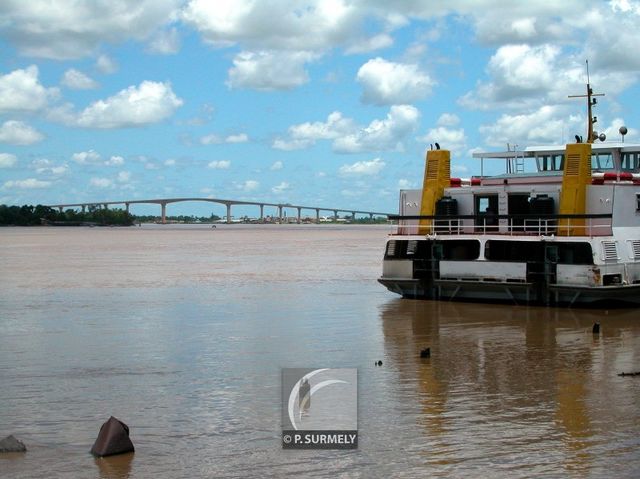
[0, 435, 27, 453]
[90, 416, 135, 457]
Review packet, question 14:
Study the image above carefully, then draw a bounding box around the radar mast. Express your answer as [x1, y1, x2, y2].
[568, 60, 604, 143]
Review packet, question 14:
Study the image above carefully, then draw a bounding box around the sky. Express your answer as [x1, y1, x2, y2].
[1, 0, 640, 217]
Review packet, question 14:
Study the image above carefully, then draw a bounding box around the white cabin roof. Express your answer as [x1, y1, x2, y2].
[472, 142, 640, 159]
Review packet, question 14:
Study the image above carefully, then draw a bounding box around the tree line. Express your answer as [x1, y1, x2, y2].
[0, 204, 226, 226]
[0, 204, 134, 226]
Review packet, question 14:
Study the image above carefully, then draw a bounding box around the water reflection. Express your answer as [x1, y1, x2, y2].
[94, 452, 134, 479]
[379, 299, 640, 476]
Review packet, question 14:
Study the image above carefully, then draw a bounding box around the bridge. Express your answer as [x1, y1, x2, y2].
[47, 197, 393, 224]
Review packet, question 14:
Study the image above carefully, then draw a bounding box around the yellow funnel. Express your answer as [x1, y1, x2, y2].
[558, 143, 592, 236]
[419, 149, 450, 235]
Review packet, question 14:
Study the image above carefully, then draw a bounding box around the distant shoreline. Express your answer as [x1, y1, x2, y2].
[0, 222, 392, 228]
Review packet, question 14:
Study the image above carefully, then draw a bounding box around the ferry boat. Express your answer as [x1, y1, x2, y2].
[379, 81, 640, 306]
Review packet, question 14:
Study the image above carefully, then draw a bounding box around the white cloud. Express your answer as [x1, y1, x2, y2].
[0, 153, 18, 168]
[96, 55, 118, 74]
[436, 113, 460, 127]
[290, 111, 356, 141]
[479, 105, 582, 147]
[227, 50, 318, 91]
[182, 0, 361, 51]
[356, 57, 434, 105]
[274, 106, 419, 153]
[201, 133, 249, 144]
[33, 159, 68, 176]
[147, 27, 181, 54]
[273, 111, 357, 150]
[0, 1, 181, 59]
[270, 160, 283, 170]
[90, 177, 113, 188]
[333, 105, 420, 153]
[417, 125, 467, 156]
[225, 133, 248, 143]
[459, 44, 560, 110]
[271, 181, 291, 193]
[366, 2, 580, 46]
[272, 138, 312, 151]
[580, 3, 640, 73]
[117, 171, 131, 183]
[46, 165, 67, 175]
[339, 158, 385, 176]
[236, 179, 259, 192]
[72, 150, 101, 164]
[397, 178, 414, 189]
[178, 0, 609, 71]
[4, 178, 50, 189]
[105, 155, 125, 166]
[0, 65, 58, 114]
[472, 9, 573, 45]
[164, 159, 176, 166]
[61, 69, 98, 89]
[0, 120, 44, 145]
[208, 160, 231, 169]
[345, 33, 393, 54]
[56, 81, 183, 129]
[200, 134, 222, 145]
[459, 41, 636, 112]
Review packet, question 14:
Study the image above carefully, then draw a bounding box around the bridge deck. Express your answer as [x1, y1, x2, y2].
[47, 197, 392, 223]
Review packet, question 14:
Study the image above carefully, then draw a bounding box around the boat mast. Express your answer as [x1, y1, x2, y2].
[568, 60, 604, 143]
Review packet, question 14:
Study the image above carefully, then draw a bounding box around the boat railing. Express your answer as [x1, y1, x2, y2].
[390, 214, 613, 237]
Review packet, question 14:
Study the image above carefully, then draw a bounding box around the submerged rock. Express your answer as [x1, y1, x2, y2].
[0, 435, 27, 453]
[90, 416, 135, 457]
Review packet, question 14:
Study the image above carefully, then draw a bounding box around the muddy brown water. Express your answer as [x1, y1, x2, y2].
[1, 225, 638, 478]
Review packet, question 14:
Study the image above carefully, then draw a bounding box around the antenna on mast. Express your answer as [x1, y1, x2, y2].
[568, 60, 604, 143]
[586, 59, 590, 84]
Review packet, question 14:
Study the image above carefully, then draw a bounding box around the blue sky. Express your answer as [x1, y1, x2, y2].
[1, 0, 640, 216]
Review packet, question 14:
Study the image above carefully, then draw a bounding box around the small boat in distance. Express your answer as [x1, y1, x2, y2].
[379, 77, 640, 306]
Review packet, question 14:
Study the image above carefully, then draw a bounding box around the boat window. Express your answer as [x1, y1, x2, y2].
[476, 195, 499, 214]
[621, 152, 640, 171]
[484, 240, 593, 264]
[636, 194, 640, 211]
[538, 154, 564, 171]
[440, 240, 480, 260]
[485, 240, 544, 262]
[475, 194, 499, 232]
[555, 242, 593, 265]
[591, 152, 614, 170]
[385, 240, 433, 259]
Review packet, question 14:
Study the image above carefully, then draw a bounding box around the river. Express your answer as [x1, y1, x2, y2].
[0, 225, 638, 478]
